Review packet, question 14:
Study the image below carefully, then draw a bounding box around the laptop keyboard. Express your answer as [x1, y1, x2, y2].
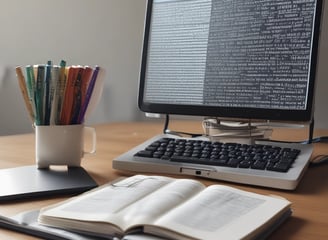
[134, 137, 301, 173]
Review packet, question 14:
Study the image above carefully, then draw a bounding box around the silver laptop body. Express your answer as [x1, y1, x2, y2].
[113, 134, 313, 190]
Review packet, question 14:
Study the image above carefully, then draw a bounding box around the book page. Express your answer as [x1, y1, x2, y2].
[116, 178, 205, 231]
[39, 175, 174, 232]
[147, 185, 290, 240]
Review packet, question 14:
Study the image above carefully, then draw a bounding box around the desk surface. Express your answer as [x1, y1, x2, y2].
[0, 121, 327, 240]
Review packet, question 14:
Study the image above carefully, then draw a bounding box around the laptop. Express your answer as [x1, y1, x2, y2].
[113, 0, 323, 190]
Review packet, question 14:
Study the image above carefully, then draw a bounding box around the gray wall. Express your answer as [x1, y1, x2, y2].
[0, 0, 327, 136]
[0, 0, 147, 135]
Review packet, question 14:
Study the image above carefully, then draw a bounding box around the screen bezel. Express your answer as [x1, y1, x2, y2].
[138, 0, 323, 122]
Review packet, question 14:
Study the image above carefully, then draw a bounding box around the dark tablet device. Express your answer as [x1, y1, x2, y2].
[0, 165, 97, 201]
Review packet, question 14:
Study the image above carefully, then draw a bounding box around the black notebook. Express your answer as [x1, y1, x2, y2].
[0, 165, 97, 201]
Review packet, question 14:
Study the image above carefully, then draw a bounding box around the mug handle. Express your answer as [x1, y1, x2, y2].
[83, 127, 97, 155]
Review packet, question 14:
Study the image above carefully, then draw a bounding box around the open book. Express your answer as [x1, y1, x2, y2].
[38, 175, 291, 240]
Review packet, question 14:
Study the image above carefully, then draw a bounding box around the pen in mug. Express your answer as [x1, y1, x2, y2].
[25, 65, 37, 122]
[15, 66, 35, 122]
[77, 66, 100, 124]
[35, 65, 45, 125]
[55, 60, 67, 124]
[49, 66, 59, 125]
[44, 61, 52, 125]
[70, 67, 84, 124]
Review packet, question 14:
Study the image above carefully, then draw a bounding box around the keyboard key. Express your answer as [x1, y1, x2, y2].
[135, 150, 153, 158]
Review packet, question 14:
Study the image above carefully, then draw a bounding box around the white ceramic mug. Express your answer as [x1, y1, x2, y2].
[35, 124, 96, 168]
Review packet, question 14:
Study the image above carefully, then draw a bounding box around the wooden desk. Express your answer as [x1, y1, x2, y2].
[0, 121, 327, 240]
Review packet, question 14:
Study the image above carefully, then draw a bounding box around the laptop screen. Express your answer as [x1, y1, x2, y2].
[138, 0, 323, 122]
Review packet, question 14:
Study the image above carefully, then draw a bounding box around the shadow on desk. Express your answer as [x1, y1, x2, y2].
[268, 217, 306, 240]
[295, 164, 328, 195]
